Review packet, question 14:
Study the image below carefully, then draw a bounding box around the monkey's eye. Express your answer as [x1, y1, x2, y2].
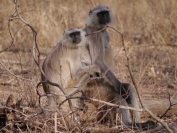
[97, 11, 109, 18]
[69, 32, 80, 38]
[75, 32, 80, 36]
[98, 13, 102, 17]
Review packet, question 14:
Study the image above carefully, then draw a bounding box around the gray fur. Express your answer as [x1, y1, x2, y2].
[85, 6, 142, 125]
[42, 28, 98, 111]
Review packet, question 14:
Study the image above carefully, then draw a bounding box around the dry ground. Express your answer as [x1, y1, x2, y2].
[0, 0, 177, 132]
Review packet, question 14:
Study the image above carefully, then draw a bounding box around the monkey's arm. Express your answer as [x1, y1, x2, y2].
[76, 64, 100, 78]
[95, 58, 124, 94]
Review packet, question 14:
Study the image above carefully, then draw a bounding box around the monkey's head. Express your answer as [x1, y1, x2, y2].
[62, 28, 86, 48]
[86, 6, 114, 30]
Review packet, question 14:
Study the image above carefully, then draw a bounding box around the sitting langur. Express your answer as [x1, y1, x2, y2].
[41, 28, 98, 111]
[85, 82, 155, 129]
[84, 6, 155, 128]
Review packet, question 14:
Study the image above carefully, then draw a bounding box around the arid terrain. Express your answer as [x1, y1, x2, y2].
[0, 0, 177, 132]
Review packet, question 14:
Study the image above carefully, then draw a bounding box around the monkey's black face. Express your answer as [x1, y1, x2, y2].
[69, 31, 81, 44]
[97, 11, 110, 25]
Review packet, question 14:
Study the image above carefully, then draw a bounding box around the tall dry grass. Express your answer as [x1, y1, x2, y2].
[0, 0, 177, 132]
[0, 0, 177, 110]
[1, 0, 177, 47]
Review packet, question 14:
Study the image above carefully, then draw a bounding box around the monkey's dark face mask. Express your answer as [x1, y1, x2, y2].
[97, 11, 111, 25]
[69, 31, 81, 44]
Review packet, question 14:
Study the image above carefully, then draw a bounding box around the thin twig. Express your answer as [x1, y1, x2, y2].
[106, 24, 142, 105]
[12, 0, 68, 105]
[85, 26, 108, 36]
[59, 91, 143, 112]
[0, 4, 20, 53]
[0, 105, 40, 118]
[160, 92, 177, 119]
[0, 61, 32, 82]
[11, 1, 82, 131]
[84, 23, 174, 132]
[8, 2, 77, 125]
[106, 24, 174, 133]
[54, 112, 57, 133]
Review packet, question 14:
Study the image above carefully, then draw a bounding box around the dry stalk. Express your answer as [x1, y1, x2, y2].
[54, 112, 57, 133]
[86, 24, 175, 133]
[0, 61, 32, 82]
[11, 0, 72, 111]
[106, 24, 174, 133]
[59, 90, 143, 112]
[85, 26, 108, 36]
[160, 92, 177, 119]
[6, 0, 83, 131]
[85, 96, 143, 112]
[0, 105, 37, 118]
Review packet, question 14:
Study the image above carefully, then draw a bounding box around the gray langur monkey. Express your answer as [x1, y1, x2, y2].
[41, 28, 99, 111]
[85, 82, 155, 129]
[84, 6, 155, 128]
[85, 6, 135, 104]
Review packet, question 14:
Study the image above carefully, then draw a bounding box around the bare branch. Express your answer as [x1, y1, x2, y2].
[160, 92, 177, 119]
[106, 24, 174, 133]
[0, 61, 32, 82]
[85, 26, 108, 36]
[6, 0, 76, 115]
[0, 105, 40, 118]
[59, 89, 143, 112]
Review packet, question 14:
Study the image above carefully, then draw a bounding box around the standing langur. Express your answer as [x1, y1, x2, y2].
[85, 6, 137, 105]
[84, 6, 155, 128]
[85, 5, 140, 120]
[41, 28, 99, 111]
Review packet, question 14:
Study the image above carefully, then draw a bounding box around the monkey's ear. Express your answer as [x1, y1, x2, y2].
[89, 10, 92, 16]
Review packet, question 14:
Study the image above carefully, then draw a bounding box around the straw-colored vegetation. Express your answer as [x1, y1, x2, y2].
[0, 0, 177, 132]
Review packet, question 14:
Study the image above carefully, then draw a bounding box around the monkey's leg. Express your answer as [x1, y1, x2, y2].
[121, 83, 141, 123]
[117, 95, 132, 126]
[118, 96, 155, 129]
[95, 57, 141, 122]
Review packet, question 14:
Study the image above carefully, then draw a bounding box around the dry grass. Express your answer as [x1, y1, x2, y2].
[0, 0, 177, 132]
